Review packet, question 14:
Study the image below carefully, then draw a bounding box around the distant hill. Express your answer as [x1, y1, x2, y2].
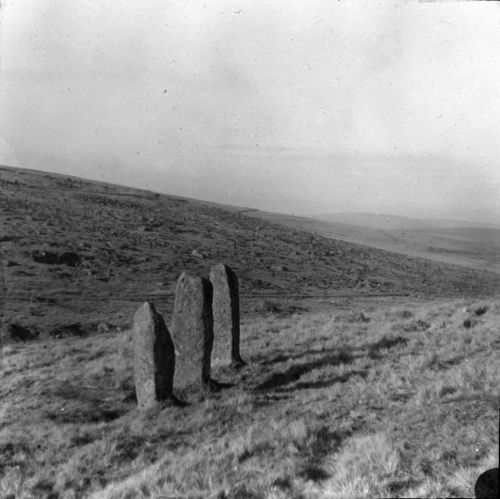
[311, 212, 500, 230]
[247, 211, 500, 275]
[2, 165, 499, 339]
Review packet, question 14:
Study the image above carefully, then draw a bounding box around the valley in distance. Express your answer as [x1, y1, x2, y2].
[1, 164, 499, 499]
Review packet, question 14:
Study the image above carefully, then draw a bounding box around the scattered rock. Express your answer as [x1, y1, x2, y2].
[191, 249, 207, 259]
[171, 273, 214, 394]
[271, 264, 288, 272]
[132, 302, 175, 410]
[97, 322, 110, 334]
[210, 263, 246, 368]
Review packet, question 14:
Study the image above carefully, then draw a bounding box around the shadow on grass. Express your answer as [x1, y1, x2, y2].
[274, 369, 369, 393]
[296, 426, 350, 483]
[257, 341, 353, 367]
[366, 335, 408, 359]
[46, 405, 127, 424]
[44, 381, 132, 424]
[255, 351, 356, 391]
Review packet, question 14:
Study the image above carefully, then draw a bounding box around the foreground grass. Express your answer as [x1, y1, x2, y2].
[1, 297, 499, 498]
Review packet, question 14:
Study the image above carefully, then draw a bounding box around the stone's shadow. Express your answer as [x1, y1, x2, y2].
[257, 333, 409, 393]
[230, 357, 247, 369]
[366, 335, 408, 359]
[253, 348, 352, 366]
[168, 394, 189, 408]
[255, 351, 356, 391]
[45, 381, 132, 423]
[368, 335, 408, 352]
[172, 378, 234, 405]
[205, 378, 234, 392]
[273, 369, 368, 393]
[122, 389, 137, 403]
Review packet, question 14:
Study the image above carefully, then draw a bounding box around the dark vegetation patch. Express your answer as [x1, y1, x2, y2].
[345, 311, 371, 323]
[399, 319, 430, 333]
[32, 250, 82, 267]
[6, 323, 40, 342]
[30, 479, 59, 499]
[298, 465, 329, 481]
[463, 317, 479, 329]
[398, 309, 414, 319]
[474, 305, 488, 316]
[48, 323, 89, 338]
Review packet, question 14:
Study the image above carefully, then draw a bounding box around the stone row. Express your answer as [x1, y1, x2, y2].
[132, 263, 244, 409]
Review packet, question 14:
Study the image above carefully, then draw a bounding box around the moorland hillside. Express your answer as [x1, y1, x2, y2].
[1, 164, 499, 340]
[245, 210, 500, 274]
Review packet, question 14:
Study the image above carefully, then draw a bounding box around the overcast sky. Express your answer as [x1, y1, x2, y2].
[1, 0, 499, 221]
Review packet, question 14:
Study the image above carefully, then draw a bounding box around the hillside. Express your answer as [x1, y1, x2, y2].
[246, 211, 500, 275]
[1, 164, 500, 341]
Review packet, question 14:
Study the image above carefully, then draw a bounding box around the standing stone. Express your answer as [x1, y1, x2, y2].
[209, 263, 246, 368]
[171, 273, 214, 393]
[132, 302, 175, 410]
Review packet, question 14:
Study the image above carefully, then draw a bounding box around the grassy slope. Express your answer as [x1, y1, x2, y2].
[1, 298, 498, 498]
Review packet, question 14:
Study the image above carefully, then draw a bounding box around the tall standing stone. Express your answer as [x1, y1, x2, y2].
[171, 273, 214, 393]
[210, 263, 246, 368]
[132, 302, 175, 410]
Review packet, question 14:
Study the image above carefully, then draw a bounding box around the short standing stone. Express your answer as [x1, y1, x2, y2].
[209, 263, 246, 368]
[171, 273, 214, 393]
[132, 302, 175, 410]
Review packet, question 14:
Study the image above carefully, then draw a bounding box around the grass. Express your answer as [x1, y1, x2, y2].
[1, 297, 498, 498]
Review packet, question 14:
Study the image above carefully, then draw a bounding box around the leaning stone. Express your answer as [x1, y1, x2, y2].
[171, 273, 214, 394]
[132, 302, 175, 410]
[209, 263, 246, 368]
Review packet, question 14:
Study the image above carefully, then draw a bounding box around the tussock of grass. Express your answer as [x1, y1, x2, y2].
[1, 298, 498, 498]
[303, 432, 401, 498]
